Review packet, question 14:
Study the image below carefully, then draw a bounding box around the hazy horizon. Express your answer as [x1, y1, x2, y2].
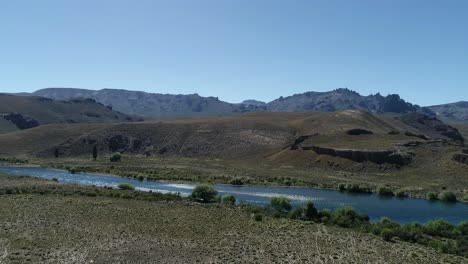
[1, 0, 467, 106]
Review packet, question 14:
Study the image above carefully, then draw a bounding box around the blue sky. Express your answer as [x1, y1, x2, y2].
[0, 0, 467, 106]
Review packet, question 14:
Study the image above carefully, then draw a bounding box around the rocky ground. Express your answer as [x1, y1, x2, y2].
[0, 175, 466, 264]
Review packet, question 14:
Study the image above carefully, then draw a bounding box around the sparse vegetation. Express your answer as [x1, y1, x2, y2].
[0, 174, 467, 260]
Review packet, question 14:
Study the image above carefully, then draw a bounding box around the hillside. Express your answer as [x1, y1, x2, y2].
[0, 110, 463, 160]
[1, 110, 466, 200]
[428, 101, 468, 122]
[0, 94, 140, 133]
[31, 87, 438, 118]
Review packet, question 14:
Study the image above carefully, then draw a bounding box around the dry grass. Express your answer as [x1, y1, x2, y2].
[0, 175, 465, 264]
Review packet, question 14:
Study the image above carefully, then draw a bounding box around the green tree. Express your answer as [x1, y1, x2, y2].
[304, 201, 318, 220]
[269, 196, 292, 213]
[92, 145, 98, 160]
[191, 184, 218, 203]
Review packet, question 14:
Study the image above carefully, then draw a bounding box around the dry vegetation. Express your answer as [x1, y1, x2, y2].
[0, 175, 465, 264]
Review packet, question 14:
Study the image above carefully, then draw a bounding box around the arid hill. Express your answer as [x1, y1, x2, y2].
[0, 95, 140, 133]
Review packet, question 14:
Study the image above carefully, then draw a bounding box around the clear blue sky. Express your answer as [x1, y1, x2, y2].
[1, 0, 467, 106]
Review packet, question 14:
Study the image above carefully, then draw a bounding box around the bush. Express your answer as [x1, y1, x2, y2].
[269, 196, 292, 213]
[110, 153, 122, 162]
[345, 183, 371, 193]
[338, 183, 346, 192]
[304, 201, 318, 220]
[427, 192, 438, 200]
[253, 213, 263, 221]
[191, 184, 218, 203]
[51, 178, 59, 182]
[117, 183, 135, 190]
[464, 194, 468, 202]
[330, 207, 369, 228]
[395, 189, 407, 198]
[381, 228, 394, 241]
[229, 178, 244, 186]
[289, 207, 306, 220]
[377, 186, 394, 196]
[221, 194, 236, 205]
[425, 219, 455, 237]
[439, 191, 457, 202]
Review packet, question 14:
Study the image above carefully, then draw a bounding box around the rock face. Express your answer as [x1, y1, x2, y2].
[299, 145, 412, 165]
[452, 153, 468, 165]
[396, 113, 464, 143]
[0, 113, 39, 130]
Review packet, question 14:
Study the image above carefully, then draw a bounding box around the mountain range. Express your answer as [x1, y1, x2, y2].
[7, 87, 466, 122]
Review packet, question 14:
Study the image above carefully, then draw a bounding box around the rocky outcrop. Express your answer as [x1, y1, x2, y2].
[396, 113, 464, 143]
[289, 134, 319, 150]
[301, 145, 412, 165]
[0, 112, 39, 130]
[452, 153, 468, 165]
[404, 131, 429, 140]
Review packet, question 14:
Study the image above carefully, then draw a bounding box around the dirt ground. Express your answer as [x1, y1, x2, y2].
[0, 175, 465, 264]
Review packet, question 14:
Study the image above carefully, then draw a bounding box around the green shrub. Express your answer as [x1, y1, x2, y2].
[438, 191, 457, 202]
[110, 153, 122, 162]
[221, 194, 236, 205]
[395, 189, 407, 198]
[51, 178, 59, 182]
[117, 183, 135, 190]
[229, 178, 244, 186]
[269, 196, 292, 213]
[191, 184, 218, 203]
[304, 201, 318, 220]
[381, 228, 394, 241]
[253, 213, 263, 221]
[330, 207, 369, 228]
[289, 207, 306, 220]
[377, 186, 394, 196]
[463, 194, 468, 202]
[427, 192, 438, 200]
[318, 209, 332, 223]
[424, 219, 455, 237]
[345, 183, 371, 193]
[338, 183, 346, 192]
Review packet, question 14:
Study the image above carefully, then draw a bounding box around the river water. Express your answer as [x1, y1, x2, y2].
[1, 166, 467, 224]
